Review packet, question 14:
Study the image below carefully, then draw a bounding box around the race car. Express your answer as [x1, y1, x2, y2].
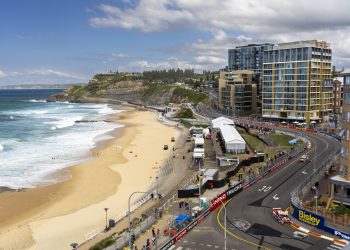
[272, 208, 291, 224]
[298, 154, 309, 163]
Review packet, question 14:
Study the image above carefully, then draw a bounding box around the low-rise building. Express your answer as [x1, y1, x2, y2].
[329, 72, 350, 206]
[333, 78, 343, 115]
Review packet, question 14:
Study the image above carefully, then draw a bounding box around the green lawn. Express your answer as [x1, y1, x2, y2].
[242, 134, 264, 151]
[270, 133, 294, 146]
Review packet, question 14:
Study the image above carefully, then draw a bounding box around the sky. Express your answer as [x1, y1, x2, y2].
[1, 0, 350, 85]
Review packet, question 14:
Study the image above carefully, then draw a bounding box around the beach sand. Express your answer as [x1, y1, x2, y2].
[0, 107, 180, 250]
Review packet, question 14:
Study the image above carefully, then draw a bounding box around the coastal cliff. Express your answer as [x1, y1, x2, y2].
[48, 72, 209, 105]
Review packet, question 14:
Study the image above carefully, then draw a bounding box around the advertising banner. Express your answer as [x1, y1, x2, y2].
[210, 192, 227, 212]
[225, 182, 243, 199]
[290, 203, 350, 241]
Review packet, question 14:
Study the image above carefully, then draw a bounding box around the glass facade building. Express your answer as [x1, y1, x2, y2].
[228, 44, 273, 96]
[262, 40, 333, 123]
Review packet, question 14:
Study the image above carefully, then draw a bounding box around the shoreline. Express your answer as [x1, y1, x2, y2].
[0, 105, 181, 250]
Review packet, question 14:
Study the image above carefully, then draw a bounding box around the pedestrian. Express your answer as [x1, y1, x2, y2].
[142, 245, 146, 250]
[157, 228, 160, 238]
[135, 246, 138, 250]
[152, 228, 156, 238]
[146, 238, 150, 247]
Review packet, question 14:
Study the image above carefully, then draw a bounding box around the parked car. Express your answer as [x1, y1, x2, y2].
[171, 137, 175, 142]
[299, 155, 309, 163]
[163, 145, 168, 150]
[272, 208, 291, 224]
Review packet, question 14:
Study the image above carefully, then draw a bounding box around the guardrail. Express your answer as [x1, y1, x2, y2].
[100, 174, 197, 250]
[159, 133, 308, 249]
[289, 134, 350, 240]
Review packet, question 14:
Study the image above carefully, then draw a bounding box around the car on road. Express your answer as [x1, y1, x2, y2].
[298, 154, 309, 163]
[293, 231, 308, 239]
[272, 208, 291, 224]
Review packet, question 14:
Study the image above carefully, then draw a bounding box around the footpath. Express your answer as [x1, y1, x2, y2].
[132, 186, 228, 250]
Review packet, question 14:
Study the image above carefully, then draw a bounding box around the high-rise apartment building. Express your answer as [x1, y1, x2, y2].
[228, 43, 273, 74]
[262, 40, 333, 124]
[228, 43, 273, 97]
[218, 70, 257, 116]
[329, 73, 350, 205]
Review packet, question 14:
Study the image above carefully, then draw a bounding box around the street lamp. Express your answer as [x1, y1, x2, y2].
[104, 208, 109, 231]
[128, 191, 148, 249]
[312, 186, 318, 214]
[198, 160, 203, 205]
[219, 200, 227, 250]
[313, 144, 317, 173]
[156, 176, 159, 200]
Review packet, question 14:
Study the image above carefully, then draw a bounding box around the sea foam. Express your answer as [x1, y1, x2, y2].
[0, 100, 123, 189]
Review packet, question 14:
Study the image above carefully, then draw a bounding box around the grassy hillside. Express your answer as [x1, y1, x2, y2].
[48, 72, 209, 105]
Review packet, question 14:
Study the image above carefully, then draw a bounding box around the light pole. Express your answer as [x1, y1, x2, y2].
[219, 200, 227, 250]
[156, 176, 159, 200]
[198, 160, 202, 206]
[312, 186, 318, 214]
[128, 191, 148, 249]
[313, 144, 317, 173]
[104, 207, 109, 231]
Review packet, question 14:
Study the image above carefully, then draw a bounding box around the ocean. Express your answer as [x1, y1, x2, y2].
[0, 89, 123, 189]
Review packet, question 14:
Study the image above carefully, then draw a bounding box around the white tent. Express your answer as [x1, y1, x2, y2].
[194, 137, 204, 148]
[193, 148, 204, 159]
[211, 117, 234, 129]
[219, 125, 246, 153]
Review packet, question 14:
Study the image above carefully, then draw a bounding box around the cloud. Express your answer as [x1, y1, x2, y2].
[90, 1, 193, 32]
[89, 0, 350, 71]
[0, 69, 87, 85]
[0, 70, 7, 77]
[90, 0, 350, 33]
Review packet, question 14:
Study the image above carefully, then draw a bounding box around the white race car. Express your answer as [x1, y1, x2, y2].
[272, 208, 291, 224]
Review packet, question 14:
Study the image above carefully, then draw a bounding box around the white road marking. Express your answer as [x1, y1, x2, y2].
[258, 186, 271, 192]
[302, 170, 307, 174]
[273, 194, 279, 200]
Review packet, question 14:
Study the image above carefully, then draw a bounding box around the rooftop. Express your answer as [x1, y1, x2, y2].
[219, 124, 245, 143]
[270, 40, 330, 50]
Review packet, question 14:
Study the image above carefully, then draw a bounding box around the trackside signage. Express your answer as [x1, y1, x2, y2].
[226, 182, 243, 199]
[159, 208, 211, 250]
[290, 203, 350, 240]
[291, 203, 324, 227]
[210, 193, 227, 212]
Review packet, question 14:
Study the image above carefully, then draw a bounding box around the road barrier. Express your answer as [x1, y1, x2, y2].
[159, 141, 305, 249]
[290, 203, 350, 241]
[289, 135, 350, 240]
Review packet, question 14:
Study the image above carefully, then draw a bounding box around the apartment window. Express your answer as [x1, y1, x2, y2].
[343, 111, 350, 122]
[344, 93, 350, 104]
[344, 76, 350, 85]
[341, 146, 348, 159]
[342, 129, 350, 141]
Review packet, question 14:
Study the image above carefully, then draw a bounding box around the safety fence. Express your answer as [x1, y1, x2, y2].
[289, 134, 350, 240]
[100, 174, 197, 250]
[159, 136, 308, 250]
